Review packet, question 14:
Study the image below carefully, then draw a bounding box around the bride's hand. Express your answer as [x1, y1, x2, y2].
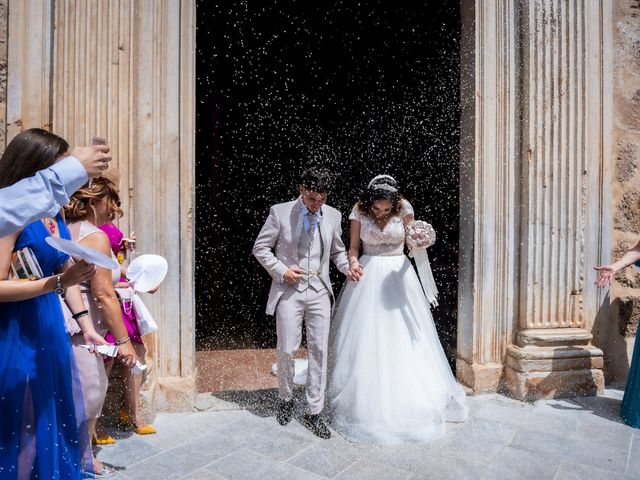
[347, 263, 363, 282]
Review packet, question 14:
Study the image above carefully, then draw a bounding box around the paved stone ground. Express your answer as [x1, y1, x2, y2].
[95, 389, 640, 480]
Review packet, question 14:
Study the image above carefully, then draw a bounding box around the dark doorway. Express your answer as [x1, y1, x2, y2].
[196, 1, 461, 363]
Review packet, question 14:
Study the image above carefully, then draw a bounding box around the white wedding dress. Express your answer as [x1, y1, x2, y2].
[328, 200, 468, 444]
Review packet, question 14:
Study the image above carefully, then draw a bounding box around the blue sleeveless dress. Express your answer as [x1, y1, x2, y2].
[0, 215, 91, 479]
[621, 335, 640, 428]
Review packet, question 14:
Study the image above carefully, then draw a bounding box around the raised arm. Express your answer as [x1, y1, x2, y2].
[348, 219, 361, 267]
[0, 145, 112, 237]
[0, 158, 87, 237]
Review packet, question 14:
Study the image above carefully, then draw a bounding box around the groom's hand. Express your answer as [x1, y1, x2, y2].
[284, 267, 305, 285]
[347, 263, 363, 282]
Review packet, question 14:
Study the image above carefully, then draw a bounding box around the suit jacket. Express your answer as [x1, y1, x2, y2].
[253, 198, 350, 315]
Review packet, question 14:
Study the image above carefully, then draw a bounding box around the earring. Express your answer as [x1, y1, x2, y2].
[91, 206, 98, 225]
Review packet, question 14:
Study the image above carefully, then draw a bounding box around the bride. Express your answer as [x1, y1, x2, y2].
[328, 175, 468, 444]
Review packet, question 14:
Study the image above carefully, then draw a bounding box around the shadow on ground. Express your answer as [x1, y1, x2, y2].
[211, 388, 280, 417]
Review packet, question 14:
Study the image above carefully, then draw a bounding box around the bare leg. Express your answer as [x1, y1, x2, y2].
[94, 360, 115, 442]
[87, 418, 105, 473]
[125, 343, 147, 428]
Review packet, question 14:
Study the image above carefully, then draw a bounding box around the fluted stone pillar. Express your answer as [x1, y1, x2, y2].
[6, 0, 53, 139]
[458, 0, 520, 392]
[6, 0, 197, 410]
[504, 0, 612, 400]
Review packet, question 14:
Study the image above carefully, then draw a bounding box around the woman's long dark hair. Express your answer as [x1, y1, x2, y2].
[356, 176, 404, 218]
[0, 128, 69, 188]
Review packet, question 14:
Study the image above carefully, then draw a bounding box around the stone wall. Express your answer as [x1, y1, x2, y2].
[601, 0, 640, 385]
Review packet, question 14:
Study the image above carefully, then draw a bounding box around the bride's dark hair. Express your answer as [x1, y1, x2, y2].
[356, 176, 403, 217]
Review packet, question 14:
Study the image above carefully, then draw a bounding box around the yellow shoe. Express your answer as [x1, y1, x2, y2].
[117, 410, 135, 430]
[134, 425, 157, 435]
[93, 435, 116, 445]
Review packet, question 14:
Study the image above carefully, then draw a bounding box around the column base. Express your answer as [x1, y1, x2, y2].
[456, 358, 504, 393]
[505, 343, 604, 401]
[155, 372, 197, 411]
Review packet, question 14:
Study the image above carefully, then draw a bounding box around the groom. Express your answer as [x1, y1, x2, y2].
[253, 167, 361, 439]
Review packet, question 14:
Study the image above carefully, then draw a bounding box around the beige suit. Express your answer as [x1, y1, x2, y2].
[253, 197, 349, 414]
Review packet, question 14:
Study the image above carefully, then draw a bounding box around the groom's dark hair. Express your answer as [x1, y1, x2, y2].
[300, 167, 333, 193]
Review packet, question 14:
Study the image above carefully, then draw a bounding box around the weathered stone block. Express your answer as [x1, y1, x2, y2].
[614, 267, 640, 288]
[505, 366, 604, 401]
[0, 1, 6, 50]
[517, 328, 592, 347]
[614, 190, 640, 233]
[155, 374, 197, 412]
[456, 359, 504, 394]
[616, 140, 639, 182]
[617, 0, 640, 18]
[618, 296, 640, 337]
[505, 353, 603, 373]
[617, 17, 640, 70]
[505, 344, 604, 400]
[630, 89, 640, 131]
[613, 239, 632, 259]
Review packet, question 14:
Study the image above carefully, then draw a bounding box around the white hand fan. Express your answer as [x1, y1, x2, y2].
[45, 236, 119, 270]
[127, 254, 168, 293]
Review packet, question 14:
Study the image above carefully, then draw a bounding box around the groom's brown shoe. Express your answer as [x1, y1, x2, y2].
[303, 414, 331, 439]
[276, 400, 294, 426]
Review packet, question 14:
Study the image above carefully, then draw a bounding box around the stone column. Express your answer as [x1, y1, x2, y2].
[128, 0, 197, 410]
[6, 0, 53, 140]
[504, 0, 612, 400]
[457, 0, 520, 392]
[6, 0, 197, 411]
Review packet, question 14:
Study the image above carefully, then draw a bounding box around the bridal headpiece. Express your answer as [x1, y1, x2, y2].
[367, 174, 398, 192]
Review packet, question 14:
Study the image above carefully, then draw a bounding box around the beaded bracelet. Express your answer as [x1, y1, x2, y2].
[116, 336, 131, 346]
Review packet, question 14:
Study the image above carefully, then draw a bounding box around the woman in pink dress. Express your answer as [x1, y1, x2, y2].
[97, 221, 156, 438]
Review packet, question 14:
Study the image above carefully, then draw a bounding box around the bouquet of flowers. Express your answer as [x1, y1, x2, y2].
[405, 220, 436, 251]
[405, 220, 438, 307]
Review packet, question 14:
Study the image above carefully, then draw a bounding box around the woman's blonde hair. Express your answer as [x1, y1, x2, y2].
[64, 177, 123, 223]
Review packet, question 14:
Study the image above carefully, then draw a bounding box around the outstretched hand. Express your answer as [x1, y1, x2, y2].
[594, 265, 616, 288]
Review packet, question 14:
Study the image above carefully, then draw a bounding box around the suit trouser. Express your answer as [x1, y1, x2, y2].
[276, 286, 331, 415]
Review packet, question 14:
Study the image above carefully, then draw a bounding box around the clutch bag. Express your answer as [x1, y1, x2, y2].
[9, 247, 44, 280]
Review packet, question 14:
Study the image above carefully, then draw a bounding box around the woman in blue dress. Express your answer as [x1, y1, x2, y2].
[595, 239, 640, 427]
[0, 129, 109, 479]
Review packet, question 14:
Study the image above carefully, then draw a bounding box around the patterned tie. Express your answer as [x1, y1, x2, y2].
[306, 212, 318, 237]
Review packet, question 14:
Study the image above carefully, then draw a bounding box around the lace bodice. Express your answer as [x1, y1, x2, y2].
[349, 200, 414, 256]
